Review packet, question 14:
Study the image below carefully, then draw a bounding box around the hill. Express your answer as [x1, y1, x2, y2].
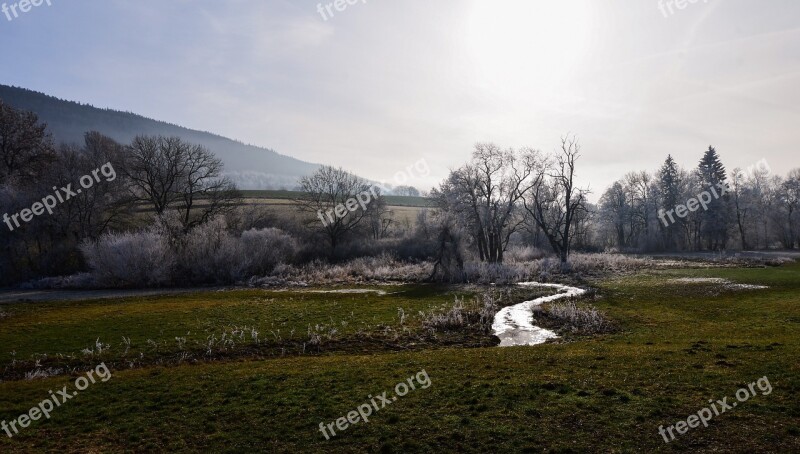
[0, 85, 320, 189]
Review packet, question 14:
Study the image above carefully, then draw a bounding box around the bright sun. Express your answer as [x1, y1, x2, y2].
[466, 0, 593, 98]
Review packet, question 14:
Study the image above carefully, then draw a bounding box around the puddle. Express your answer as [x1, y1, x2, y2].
[492, 282, 586, 347]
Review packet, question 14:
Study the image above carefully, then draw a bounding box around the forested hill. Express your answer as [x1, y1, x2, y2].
[0, 84, 320, 189]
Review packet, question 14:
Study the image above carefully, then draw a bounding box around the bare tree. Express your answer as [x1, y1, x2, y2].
[175, 143, 240, 230]
[296, 165, 375, 252]
[624, 171, 658, 247]
[779, 169, 800, 249]
[433, 143, 542, 263]
[598, 181, 628, 248]
[122, 136, 240, 230]
[394, 185, 421, 197]
[49, 132, 132, 240]
[366, 188, 394, 240]
[522, 136, 589, 267]
[123, 136, 185, 214]
[730, 168, 751, 249]
[0, 101, 56, 186]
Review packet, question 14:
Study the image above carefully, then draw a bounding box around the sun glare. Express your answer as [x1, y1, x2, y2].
[466, 0, 593, 98]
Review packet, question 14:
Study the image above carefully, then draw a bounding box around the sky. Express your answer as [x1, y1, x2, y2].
[1, 0, 799, 198]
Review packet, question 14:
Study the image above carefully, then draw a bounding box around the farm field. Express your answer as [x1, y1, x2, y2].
[231, 191, 432, 226]
[1, 262, 798, 453]
[238, 191, 434, 208]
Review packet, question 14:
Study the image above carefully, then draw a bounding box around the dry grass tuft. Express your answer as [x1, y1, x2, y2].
[533, 301, 615, 335]
[422, 292, 499, 333]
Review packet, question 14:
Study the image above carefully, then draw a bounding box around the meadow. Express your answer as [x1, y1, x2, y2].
[1, 261, 798, 452]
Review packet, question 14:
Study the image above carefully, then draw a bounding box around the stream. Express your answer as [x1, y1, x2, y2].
[492, 282, 586, 347]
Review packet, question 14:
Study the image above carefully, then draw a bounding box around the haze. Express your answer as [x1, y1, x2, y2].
[2, 0, 798, 196]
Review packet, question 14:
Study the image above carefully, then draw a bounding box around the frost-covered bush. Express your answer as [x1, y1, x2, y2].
[251, 253, 432, 286]
[567, 253, 653, 273]
[178, 217, 297, 284]
[459, 252, 651, 284]
[81, 229, 176, 287]
[80, 215, 298, 287]
[533, 301, 615, 334]
[422, 292, 499, 333]
[505, 246, 548, 263]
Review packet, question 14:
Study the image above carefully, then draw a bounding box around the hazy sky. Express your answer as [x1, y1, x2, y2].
[1, 0, 798, 196]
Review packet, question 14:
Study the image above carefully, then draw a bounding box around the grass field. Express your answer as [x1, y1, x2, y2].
[233, 190, 432, 227]
[1, 264, 799, 452]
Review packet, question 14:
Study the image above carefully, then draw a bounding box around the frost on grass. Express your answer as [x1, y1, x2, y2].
[533, 301, 615, 335]
[305, 289, 388, 295]
[670, 277, 769, 290]
[25, 367, 65, 380]
[422, 293, 499, 333]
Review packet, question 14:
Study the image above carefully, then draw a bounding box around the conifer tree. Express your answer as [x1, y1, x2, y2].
[697, 146, 731, 250]
[658, 155, 681, 249]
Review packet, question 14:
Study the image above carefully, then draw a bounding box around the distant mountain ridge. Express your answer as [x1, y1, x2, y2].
[0, 84, 320, 189]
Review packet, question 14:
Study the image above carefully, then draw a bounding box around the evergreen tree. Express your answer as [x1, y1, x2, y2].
[658, 155, 681, 250]
[697, 146, 731, 250]
[697, 146, 727, 186]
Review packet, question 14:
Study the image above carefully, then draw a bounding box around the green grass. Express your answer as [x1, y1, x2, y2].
[0, 286, 475, 369]
[1, 265, 799, 452]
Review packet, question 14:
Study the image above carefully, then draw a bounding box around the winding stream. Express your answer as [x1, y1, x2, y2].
[492, 282, 586, 347]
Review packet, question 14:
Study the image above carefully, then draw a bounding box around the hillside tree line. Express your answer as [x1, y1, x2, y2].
[1, 101, 798, 288]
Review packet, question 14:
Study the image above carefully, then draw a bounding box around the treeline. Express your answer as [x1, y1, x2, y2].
[0, 101, 241, 285]
[596, 148, 799, 252]
[1, 100, 797, 288]
[0, 102, 434, 287]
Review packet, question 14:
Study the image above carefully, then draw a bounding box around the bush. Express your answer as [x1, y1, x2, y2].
[422, 292, 499, 333]
[178, 217, 297, 284]
[80, 215, 298, 287]
[81, 229, 176, 287]
[505, 246, 548, 263]
[533, 301, 614, 334]
[249, 253, 432, 286]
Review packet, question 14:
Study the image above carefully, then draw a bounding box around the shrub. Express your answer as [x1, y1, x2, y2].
[533, 301, 614, 334]
[80, 215, 298, 287]
[178, 217, 297, 284]
[250, 253, 432, 286]
[567, 253, 653, 273]
[505, 246, 548, 263]
[422, 292, 499, 333]
[81, 229, 176, 287]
